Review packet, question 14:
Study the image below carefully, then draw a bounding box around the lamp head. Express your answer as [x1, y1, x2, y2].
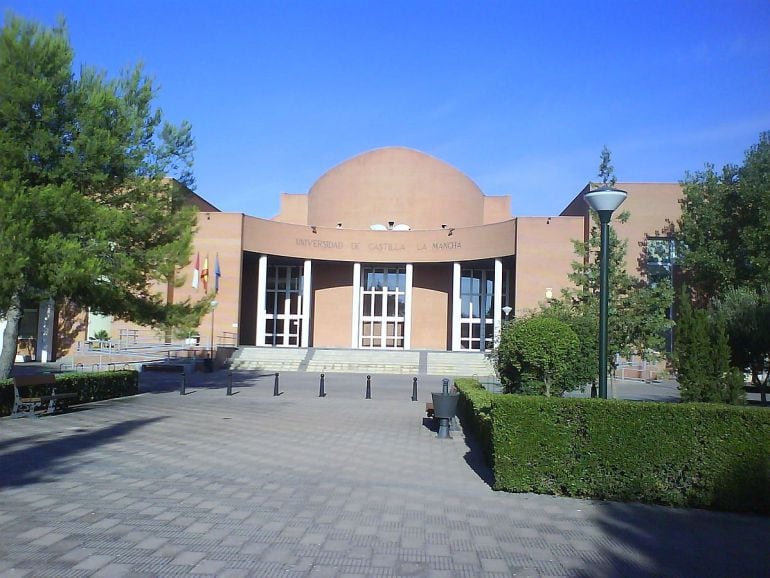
[584, 186, 627, 213]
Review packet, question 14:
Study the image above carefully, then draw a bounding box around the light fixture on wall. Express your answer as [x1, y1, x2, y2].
[441, 224, 448, 229]
[447, 228, 455, 236]
[311, 225, 317, 234]
[387, 221, 395, 230]
[545, 288, 553, 300]
[502, 305, 512, 320]
[336, 223, 342, 229]
[546, 217, 552, 224]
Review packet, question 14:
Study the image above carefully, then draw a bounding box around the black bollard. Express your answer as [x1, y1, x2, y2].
[226, 371, 233, 396]
[273, 372, 280, 396]
[319, 373, 326, 397]
[180, 373, 186, 396]
[366, 375, 372, 399]
[412, 377, 418, 401]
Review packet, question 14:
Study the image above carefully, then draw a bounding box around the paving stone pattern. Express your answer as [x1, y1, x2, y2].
[1, 371, 768, 577]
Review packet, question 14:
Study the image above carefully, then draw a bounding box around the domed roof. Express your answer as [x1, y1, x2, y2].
[307, 147, 486, 230]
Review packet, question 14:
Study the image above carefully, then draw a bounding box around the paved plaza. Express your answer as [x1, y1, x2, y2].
[1, 370, 768, 577]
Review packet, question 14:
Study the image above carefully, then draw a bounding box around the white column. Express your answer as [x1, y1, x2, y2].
[256, 254, 268, 346]
[452, 262, 461, 351]
[36, 299, 55, 362]
[493, 258, 503, 347]
[404, 263, 413, 350]
[351, 263, 361, 348]
[301, 259, 312, 348]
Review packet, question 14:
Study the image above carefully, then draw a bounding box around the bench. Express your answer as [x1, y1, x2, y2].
[141, 363, 186, 374]
[744, 384, 768, 405]
[12, 374, 78, 418]
[141, 363, 188, 394]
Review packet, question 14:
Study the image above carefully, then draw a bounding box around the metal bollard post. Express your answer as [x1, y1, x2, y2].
[412, 377, 418, 401]
[319, 373, 326, 397]
[226, 371, 233, 396]
[180, 373, 186, 396]
[366, 375, 372, 399]
[273, 373, 280, 396]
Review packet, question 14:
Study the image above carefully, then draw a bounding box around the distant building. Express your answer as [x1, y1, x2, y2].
[4, 146, 683, 361]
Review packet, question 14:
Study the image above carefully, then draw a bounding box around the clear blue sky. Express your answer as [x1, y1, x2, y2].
[5, 1, 770, 219]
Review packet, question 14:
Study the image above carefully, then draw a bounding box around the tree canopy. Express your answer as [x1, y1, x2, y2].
[0, 14, 203, 378]
[678, 132, 770, 301]
[560, 210, 674, 371]
[676, 132, 770, 401]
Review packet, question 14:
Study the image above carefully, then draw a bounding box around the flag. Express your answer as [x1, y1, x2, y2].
[201, 255, 209, 293]
[214, 253, 221, 294]
[192, 252, 200, 289]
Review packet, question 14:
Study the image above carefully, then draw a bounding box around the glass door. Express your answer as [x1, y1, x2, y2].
[265, 265, 303, 346]
[460, 269, 494, 351]
[360, 267, 406, 348]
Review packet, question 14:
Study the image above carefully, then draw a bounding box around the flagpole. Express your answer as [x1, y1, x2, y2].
[209, 300, 218, 371]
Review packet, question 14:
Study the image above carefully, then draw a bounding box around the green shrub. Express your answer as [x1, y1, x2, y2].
[497, 315, 582, 396]
[490, 395, 770, 514]
[0, 370, 139, 416]
[454, 378, 494, 462]
[675, 288, 745, 404]
[91, 329, 110, 341]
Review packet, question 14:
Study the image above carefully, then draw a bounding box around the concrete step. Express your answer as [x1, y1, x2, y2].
[229, 347, 494, 376]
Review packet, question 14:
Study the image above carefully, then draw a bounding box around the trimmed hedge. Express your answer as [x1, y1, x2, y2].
[454, 378, 495, 463]
[490, 395, 770, 514]
[0, 370, 139, 416]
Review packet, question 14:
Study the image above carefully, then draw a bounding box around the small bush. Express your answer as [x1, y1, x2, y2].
[497, 316, 583, 396]
[0, 370, 139, 416]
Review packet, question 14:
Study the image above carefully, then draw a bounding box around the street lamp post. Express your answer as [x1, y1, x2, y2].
[583, 187, 627, 399]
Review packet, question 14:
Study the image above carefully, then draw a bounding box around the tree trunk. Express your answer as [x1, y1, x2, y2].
[0, 294, 23, 380]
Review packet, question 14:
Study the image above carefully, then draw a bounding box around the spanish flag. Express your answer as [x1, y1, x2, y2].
[201, 255, 209, 293]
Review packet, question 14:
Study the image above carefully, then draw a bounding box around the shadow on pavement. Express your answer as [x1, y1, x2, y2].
[0, 416, 166, 490]
[583, 499, 770, 577]
[0, 432, 48, 453]
[139, 369, 273, 394]
[460, 429, 495, 488]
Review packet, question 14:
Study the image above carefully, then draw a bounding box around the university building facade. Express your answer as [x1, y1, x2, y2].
[173, 147, 681, 355]
[4, 147, 683, 361]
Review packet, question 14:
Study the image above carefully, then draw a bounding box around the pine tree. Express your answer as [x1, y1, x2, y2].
[674, 288, 742, 404]
[0, 14, 201, 378]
